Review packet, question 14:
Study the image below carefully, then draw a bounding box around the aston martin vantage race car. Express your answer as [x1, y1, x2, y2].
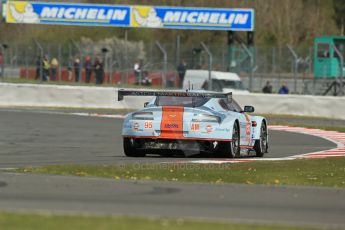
[118, 90, 268, 158]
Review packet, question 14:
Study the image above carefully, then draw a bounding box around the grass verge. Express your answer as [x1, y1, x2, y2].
[0, 212, 319, 230]
[16, 157, 345, 188]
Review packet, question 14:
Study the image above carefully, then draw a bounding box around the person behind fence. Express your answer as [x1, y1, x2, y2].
[262, 81, 273, 94]
[278, 82, 289, 94]
[177, 60, 187, 88]
[134, 60, 141, 84]
[42, 55, 50, 81]
[84, 56, 92, 83]
[74, 57, 81, 82]
[50, 57, 59, 81]
[94, 57, 104, 84]
[0, 52, 4, 78]
[35, 55, 41, 80]
[67, 57, 73, 81]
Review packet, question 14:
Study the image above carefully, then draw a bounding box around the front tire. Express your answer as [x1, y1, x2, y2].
[123, 138, 146, 157]
[214, 122, 240, 158]
[254, 122, 268, 157]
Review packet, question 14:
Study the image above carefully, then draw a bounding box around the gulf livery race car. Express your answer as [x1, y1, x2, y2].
[118, 90, 268, 158]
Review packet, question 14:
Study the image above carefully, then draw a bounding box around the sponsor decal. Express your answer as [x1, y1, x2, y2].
[165, 124, 179, 129]
[215, 128, 230, 132]
[205, 125, 213, 133]
[244, 114, 251, 142]
[133, 122, 140, 131]
[190, 123, 200, 131]
[4, 2, 254, 31]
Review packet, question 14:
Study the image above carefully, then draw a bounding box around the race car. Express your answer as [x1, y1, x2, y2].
[118, 89, 268, 158]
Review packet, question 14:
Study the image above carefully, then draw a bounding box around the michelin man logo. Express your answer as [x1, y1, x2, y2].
[133, 7, 163, 28]
[9, 3, 40, 23]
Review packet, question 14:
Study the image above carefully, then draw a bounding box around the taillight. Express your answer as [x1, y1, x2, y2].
[252, 121, 257, 127]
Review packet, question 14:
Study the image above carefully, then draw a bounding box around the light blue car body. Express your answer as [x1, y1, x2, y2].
[122, 95, 267, 150]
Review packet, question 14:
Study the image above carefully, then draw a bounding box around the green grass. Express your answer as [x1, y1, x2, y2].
[16, 157, 345, 188]
[0, 212, 320, 230]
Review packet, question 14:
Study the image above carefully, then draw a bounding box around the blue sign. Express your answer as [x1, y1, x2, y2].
[5, 1, 255, 31]
[153, 7, 254, 31]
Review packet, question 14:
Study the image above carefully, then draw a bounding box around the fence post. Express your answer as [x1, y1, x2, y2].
[272, 47, 276, 73]
[287, 44, 298, 94]
[57, 44, 62, 82]
[0, 44, 5, 80]
[34, 39, 43, 83]
[241, 43, 254, 92]
[201, 42, 213, 91]
[155, 41, 167, 88]
[124, 29, 128, 86]
[71, 39, 82, 83]
[333, 44, 344, 96]
[176, 34, 181, 67]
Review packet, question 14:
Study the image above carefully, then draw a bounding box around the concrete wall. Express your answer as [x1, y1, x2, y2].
[1, 83, 344, 120]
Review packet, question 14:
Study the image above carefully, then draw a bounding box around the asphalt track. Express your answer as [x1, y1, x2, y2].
[0, 109, 336, 168]
[0, 109, 344, 228]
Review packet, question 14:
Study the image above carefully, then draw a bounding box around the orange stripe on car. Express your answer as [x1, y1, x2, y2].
[160, 106, 184, 139]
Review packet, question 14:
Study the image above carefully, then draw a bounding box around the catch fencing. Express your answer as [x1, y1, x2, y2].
[0, 39, 337, 95]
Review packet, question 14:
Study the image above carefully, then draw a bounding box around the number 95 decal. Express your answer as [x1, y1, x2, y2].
[144, 121, 153, 129]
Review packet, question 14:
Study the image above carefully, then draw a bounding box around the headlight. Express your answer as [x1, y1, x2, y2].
[192, 114, 221, 123]
[132, 112, 153, 120]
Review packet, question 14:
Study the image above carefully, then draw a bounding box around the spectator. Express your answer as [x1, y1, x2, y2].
[42, 55, 50, 81]
[84, 56, 92, 83]
[262, 81, 273, 94]
[50, 57, 59, 81]
[74, 57, 81, 82]
[278, 83, 289, 94]
[0, 52, 4, 78]
[94, 57, 104, 84]
[35, 55, 41, 80]
[67, 57, 73, 81]
[177, 60, 187, 88]
[134, 60, 141, 84]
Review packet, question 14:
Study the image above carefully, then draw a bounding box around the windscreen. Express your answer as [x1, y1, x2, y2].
[155, 96, 210, 107]
[213, 79, 244, 90]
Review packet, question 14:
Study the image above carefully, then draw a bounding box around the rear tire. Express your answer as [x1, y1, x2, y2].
[254, 122, 268, 157]
[214, 122, 240, 158]
[123, 138, 146, 157]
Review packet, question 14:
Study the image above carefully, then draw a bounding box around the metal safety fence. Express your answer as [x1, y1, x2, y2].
[0, 39, 339, 95]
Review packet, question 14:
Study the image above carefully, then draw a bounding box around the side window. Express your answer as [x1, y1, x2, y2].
[219, 99, 230, 110]
[317, 43, 330, 58]
[227, 100, 242, 112]
[232, 100, 243, 112]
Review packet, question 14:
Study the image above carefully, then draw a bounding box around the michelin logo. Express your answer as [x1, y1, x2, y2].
[163, 11, 250, 25]
[10, 3, 40, 23]
[133, 7, 162, 27]
[40, 7, 128, 21]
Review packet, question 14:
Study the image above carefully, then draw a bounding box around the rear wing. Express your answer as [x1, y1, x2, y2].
[118, 89, 232, 102]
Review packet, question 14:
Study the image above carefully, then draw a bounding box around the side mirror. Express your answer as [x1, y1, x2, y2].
[243, 105, 255, 113]
[144, 102, 149, 107]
